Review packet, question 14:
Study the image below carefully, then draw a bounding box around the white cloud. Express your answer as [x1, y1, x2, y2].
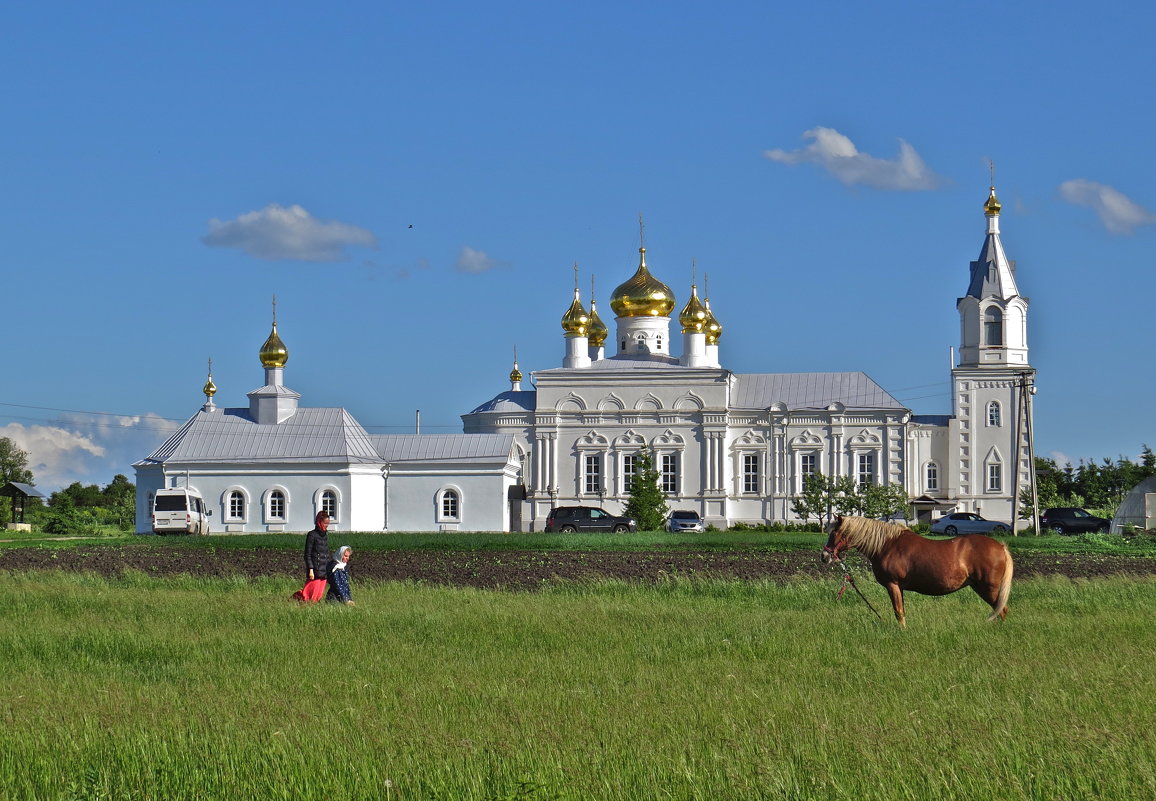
[1048, 451, 1072, 467]
[455, 246, 503, 274]
[1, 413, 180, 493]
[202, 204, 378, 262]
[1058, 179, 1156, 234]
[764, 127, 942, 191]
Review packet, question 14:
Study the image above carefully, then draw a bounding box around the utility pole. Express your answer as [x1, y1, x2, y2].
[1012, 374, 1026, 535]
[1024, 373, 1039, 534]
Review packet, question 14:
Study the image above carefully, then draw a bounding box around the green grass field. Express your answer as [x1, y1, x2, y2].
[1, 572, 1153, 800]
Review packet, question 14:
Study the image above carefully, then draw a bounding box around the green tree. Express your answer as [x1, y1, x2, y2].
[790, 473, 826, 526]
[0, 437, 35, 526]
[622, 448, 668, 532]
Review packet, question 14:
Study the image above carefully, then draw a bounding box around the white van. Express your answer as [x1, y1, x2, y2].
[152, 488, 211, 535]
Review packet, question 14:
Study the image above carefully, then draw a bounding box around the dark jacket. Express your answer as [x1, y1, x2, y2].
[304, 527, 331, 579]
[326, 561, 352, 604]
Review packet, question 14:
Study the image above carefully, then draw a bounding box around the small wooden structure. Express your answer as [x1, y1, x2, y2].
[1, 482, 46, 531]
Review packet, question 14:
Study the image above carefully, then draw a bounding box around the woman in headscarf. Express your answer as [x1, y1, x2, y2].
[303, 511, 332, 583]
[326, 545, 355, 606]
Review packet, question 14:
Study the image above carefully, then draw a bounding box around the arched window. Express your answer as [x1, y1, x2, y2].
[267, 490, 286, 521]
[228, 490, 246, 521]
[440, 489, 460, 521]
[321, 490, 337, 518]
[925, 462, 939, 492]
[987, 400, 1002, 427]
[984, 307, 1003, 346]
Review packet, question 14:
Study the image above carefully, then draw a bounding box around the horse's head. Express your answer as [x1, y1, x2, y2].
[821, 515, 847, 564]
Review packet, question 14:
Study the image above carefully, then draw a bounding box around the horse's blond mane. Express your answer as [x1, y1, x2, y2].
[836, 516, 909, 558]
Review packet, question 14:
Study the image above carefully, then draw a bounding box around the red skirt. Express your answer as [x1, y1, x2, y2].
[291, 578, 327, 603]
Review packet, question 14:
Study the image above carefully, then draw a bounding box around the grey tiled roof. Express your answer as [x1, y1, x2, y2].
[136, 407, 381, 465]
[731, 372, 906, 411]
[371, 434, 515, 464]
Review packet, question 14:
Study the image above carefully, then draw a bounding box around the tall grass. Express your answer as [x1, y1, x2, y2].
[1, 573, 1153, 799]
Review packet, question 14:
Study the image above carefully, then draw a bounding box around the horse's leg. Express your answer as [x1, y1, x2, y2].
[885, 583, 906, 627]
[971, 581, 1006, 620]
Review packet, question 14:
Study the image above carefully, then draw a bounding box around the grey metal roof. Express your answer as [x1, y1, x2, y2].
[0, 482, 46, 499]
[371, 433, 515, 464]
[966, 233, 1020, 301]
[136, 407, 381, 465]
[731, 372, 906, 411]
[466, 391, 536, 414]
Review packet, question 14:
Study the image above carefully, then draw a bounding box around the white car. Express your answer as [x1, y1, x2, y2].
[667, 510, 704, 532]
[930, 512, 1009, 536]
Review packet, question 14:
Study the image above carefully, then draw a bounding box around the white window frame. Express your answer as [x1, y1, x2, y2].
[437, 486, 462, 523]
[622, 454, 637, 493]
[584, 454, 602, 494]
[856, 452, 876, 488]
[222, 487, 249, 523]
[987, 463, 1002, 493]
[312, 487, 341, 524]
[987, 400, 1002, 427]
[798, 452, 819, 495]
[742, 453, 760, 494]
[264, 487, 289, 523]
[925, 462, 939, 492]
[660, 453, 678, 494]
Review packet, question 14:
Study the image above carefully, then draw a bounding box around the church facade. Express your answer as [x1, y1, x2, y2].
[464, 187, 1035, 531]
[135, 186, 1034, 533]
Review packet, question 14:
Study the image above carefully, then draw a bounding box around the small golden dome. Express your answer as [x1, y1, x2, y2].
[203, 375, 217, 398]
[984, 185, 1002, 215]
[560, 289, 589, 336]
[609, 248, 675, 318]
[704, 299, 723, 345]
[509, 363, 523, 383]
[679, 284, 708, 333]
[259, 322, 288, 368]
[587, 300, 608, 347]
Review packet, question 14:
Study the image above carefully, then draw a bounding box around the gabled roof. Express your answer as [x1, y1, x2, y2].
[966, 229, 1020, 301]
[371, 433, 516, 465]
[731, 372, 905, 411]
[135, 407, 381, 465]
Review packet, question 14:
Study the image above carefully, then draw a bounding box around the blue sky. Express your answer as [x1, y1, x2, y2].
[2, 1, 1153, 491]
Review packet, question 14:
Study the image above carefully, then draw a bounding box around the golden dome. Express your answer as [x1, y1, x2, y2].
[587, 300, 608, 347]
[984, 185, 1002, 215]
[704, 299, 723, 345]
[609, 248, 675, 318]
[202, 375, 217, 399]
[509, 363, 523, 383]
[259, 322, 288, 368]
[679, 284, 708, 333]
[560, 289, 589, 336]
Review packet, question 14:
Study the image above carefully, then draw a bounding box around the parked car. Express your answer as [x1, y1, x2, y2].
[930, 512, 1009, 536]
[152, 488, 211, 535]
[667, 509, 704, 532]
[544, 506, 636, 533]
[1038, 507, 1110, 535]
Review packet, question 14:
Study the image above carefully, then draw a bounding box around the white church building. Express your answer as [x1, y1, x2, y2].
[136, 186, 1034, 533]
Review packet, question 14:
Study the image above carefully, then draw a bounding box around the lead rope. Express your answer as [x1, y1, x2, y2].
[835, 564, 884, 622]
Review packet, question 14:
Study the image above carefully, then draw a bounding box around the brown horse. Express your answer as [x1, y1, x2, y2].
[822, 515, 1013, 626]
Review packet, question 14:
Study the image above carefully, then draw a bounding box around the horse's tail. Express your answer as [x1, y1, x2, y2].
[986, 544, 1014, 622]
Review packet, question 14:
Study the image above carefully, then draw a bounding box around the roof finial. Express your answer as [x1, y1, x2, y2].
[272, 293, 277, 325]
[202, 357, 217, 407]
[573, 261, 580, 292]
[691, 257, 697, 287]
[639, 213, 646, 250]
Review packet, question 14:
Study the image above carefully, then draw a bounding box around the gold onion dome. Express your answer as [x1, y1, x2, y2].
[509, 363, 523, 383]
[587, 300, 608, 347]
[679, 284, 708, 333]
[560, 289, 589, 336]
[259, 322, 289, 368]
[202, 375, 217, 399]
[609, 248, 675, 318]
[704, 299, 723, 345]
[984, 185, 1002, 215]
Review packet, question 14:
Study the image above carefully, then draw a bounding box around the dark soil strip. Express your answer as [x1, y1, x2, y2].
[1, 546, 1153, 591]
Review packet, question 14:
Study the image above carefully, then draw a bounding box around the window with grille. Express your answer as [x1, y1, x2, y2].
[623, 454, 636, 492]
[227, 490, 245, 521]
[742, 454, 759, 494]
[857, 453, 875, 488]
[268, 490, 286, 521]
[584, 454, 602, 494]
[441, 490, 460, 520]
[661, 454, 678, 494]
